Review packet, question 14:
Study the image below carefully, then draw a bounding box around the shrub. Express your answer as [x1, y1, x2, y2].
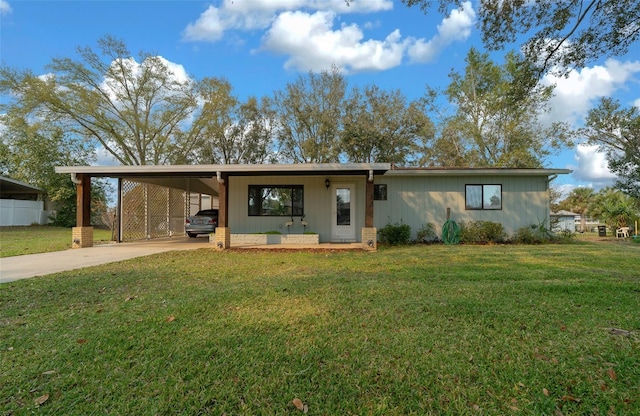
[378, 221, 412, 245]
[512, 223, 556, 244]
[556, 229, 576, 243]
[459, 221, 507, 244]
[416, 223, 440, 244]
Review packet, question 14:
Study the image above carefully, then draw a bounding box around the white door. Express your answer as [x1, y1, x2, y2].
[331, 184, 356, 242]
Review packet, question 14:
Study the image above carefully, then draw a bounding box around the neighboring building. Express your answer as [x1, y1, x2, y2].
[550, 210, 578, 232]
[573, 215, 601, 233]
[55, 163, 571, 249]
[0, 177, 51, 226]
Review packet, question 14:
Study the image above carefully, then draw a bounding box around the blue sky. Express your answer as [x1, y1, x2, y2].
[1, 0, 639, 193]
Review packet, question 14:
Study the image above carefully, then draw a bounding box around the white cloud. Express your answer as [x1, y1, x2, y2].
[262, 10, 406, 72]
[407, 1, 475, 63]
[0, 0, 11, 16]
[182, 0, 392, 42]
[634, 98, 640, 110]
[570, 144, 617, 186]
[541, 59, 640, 185]
[183, 0, 473, 73]
[542, 59, 640, 125]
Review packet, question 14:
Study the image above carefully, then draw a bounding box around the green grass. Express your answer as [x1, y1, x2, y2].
[1, 243, 639, 415]
[0, 226, 113, 257]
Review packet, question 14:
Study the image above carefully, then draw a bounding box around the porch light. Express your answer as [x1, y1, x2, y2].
[325, 178, 330, 189]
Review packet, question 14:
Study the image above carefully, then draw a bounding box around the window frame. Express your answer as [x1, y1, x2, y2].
[373, 184, 387, 201]
[465, 184, 502, 210]
[248, 185, 304, 217]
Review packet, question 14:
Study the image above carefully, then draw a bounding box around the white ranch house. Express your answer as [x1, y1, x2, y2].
[55, 163, 571, 250]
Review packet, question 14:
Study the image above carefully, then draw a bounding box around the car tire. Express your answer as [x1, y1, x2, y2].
[187, 232, 197, 238]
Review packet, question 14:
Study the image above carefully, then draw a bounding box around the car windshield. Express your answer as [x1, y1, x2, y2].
[195, 210, 218, 216]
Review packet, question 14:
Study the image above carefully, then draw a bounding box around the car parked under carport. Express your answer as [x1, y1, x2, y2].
[185, 209, 218, 237]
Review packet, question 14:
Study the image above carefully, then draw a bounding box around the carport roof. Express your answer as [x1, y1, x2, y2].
[55, 163, 392, 177]
[54, 164, 392, 196]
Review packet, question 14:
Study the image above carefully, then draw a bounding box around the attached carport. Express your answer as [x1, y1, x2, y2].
[55, 163, 390, 250]
[55, 165, 221, 248]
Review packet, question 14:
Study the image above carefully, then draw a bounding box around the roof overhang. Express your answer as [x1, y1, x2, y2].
[54, 163, 392, 178]
[385, 167, 572, 177]
[0, 176, 46, 195]
[54, 163, 392, 196]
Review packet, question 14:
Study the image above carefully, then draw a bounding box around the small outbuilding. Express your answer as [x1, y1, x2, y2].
[550, 210, 578, 233]
[0, 177, 51, 226]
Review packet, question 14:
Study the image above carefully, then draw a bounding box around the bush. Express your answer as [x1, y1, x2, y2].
[378, 221, 412, 245]
[416, 223, 440, 244]
[512, 223, 556, 244]
[459, 221, 507, 244]
[556, 229, 576, 243]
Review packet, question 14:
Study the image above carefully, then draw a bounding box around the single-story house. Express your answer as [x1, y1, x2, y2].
[54, 163, 571, 250]
[0, 176, 52, 226]
[550, 210, 579, 232]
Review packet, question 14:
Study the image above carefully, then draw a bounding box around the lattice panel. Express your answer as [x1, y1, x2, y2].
[120, 180, 187, 242]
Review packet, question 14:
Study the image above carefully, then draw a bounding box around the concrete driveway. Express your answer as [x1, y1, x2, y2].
[0, 237, 213, 283]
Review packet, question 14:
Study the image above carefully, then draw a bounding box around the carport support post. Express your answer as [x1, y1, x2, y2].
[214, 172, 230, 250]
[362, 172, 377, 251]
[72, 173, 93, 248]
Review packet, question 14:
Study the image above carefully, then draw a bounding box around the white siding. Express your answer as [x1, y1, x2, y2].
[0, 199, 48, 226]
[374, 175, 550, 238]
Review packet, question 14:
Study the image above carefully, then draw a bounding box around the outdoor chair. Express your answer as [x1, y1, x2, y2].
[616, 227, 630, 238]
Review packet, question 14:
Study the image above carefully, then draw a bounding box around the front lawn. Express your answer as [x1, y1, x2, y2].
[0, 226, 114, 257]
[1, 244, 638, 414]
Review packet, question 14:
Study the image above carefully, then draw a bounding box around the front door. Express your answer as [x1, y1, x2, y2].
[331, 183, 356, 242]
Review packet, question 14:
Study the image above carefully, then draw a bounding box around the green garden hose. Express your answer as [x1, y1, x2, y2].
[442, 219, 460, 245]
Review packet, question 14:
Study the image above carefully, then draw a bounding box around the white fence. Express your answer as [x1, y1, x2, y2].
[0, 199, 50, 226]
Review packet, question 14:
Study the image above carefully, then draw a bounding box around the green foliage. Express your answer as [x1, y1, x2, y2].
[583, 98, 640, 199]
[0, 114, 110, 226]
[416, 222, 439, 243]
[378, 221, 412, 245]
[272, 66, 346, 163]
[512, 222, 556, 244]
[0, 35, 216, 165]
[402, 1, 640, 76]
[459, 220, 507, 244]
[341, 84, 433, 164]
[588, 187, 640, 230]
[421, 48, 571, 168]
[558, 187, 596, 232]
[556, 229, 577, 244]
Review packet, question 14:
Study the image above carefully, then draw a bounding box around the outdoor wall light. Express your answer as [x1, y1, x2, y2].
[325, 178, 331, 189]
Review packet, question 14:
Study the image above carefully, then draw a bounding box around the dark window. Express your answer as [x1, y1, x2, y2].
[248, 185, 304, 216]
[374, 184, 387, 201]
[465, 184, 502, 210]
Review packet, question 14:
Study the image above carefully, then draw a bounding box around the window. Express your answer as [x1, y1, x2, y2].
[465, 184, 502, 210]
[374, 184, 387, 201]
[248, 185, 304, 216]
